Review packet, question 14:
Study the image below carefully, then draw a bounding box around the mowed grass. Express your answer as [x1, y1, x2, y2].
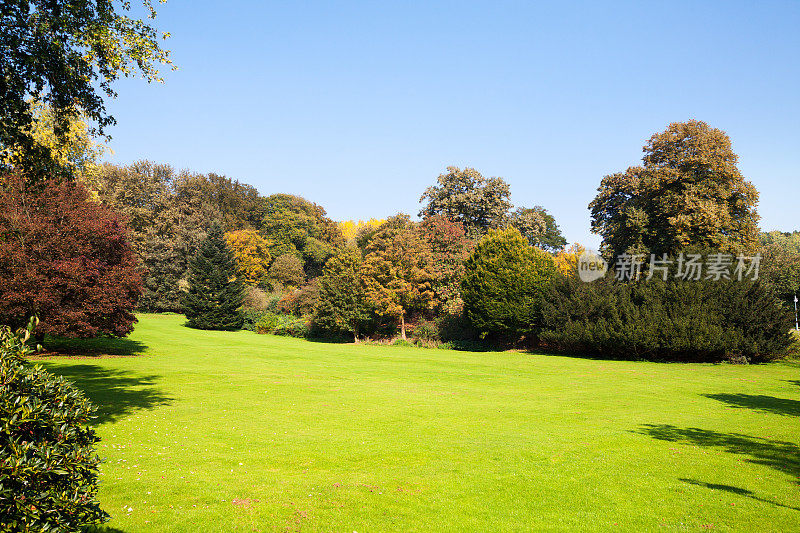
[36, 314, 800, 532]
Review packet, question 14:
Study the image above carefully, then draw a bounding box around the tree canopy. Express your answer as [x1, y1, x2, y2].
[1, 0, 173, 176]
[419, 166, 511, 234]
[589, 120, 760, 259]
[0, 175, 141, 337]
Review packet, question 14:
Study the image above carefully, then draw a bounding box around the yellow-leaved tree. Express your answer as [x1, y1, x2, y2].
[224, 230, 272, 285]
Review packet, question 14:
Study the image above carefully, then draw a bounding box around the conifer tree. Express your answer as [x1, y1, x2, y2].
[182, 223, 244, 330]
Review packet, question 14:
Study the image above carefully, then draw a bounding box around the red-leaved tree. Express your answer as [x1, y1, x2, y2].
[0, 175, 142, 337]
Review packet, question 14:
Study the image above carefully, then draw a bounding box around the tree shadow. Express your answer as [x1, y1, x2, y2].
[703, 393, 800, 417]
[38, 363, 172, 425]
[679, 478, 800, 511]
[39, 336, 147, 357]
[637, 424, 800, 482]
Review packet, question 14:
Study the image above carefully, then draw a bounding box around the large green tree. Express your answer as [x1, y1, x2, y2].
[96, 162, 221, 312]
[313, 247, 372, 341]
[1, 0, 173, 176]
[509, 205, 566, 252]
[461, 226, 556, 340]
[260, 194, 344, 277]
[182, 223, 244, 331]
[419, 166, 512, 234]
[589, 121, 760, 259]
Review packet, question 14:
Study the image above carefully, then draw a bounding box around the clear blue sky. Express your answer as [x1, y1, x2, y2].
[105, 1, 800, 248]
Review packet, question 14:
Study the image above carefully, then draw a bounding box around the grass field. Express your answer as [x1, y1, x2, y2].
[37, 314, 800, 532]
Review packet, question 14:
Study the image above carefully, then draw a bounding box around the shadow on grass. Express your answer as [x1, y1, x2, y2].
[85, 526, 127, 533]
[638, 424, 800, 482]
[703, 393, 800, 417]
[38, 363, 172, 425]
[41, 336, 147, 357]
[679, 478, 800, 511]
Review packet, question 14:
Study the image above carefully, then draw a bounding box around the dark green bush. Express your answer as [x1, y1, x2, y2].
[541, 274, 794, 362]
[436, 312, 477, 343]
[461, 227, 556, 340]
[0, 320, 109, 531]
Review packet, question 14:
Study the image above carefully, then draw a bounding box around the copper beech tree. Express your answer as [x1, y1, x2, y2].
[0, 176, 142, 338]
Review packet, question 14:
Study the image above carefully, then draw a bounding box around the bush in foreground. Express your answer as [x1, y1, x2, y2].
[0, 320, 108, 530]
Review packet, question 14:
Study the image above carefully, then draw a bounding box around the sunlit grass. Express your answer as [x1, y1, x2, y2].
[38, 314, 800, 531]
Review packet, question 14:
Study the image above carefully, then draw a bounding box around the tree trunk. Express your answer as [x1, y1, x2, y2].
[400, 312, 406, 340]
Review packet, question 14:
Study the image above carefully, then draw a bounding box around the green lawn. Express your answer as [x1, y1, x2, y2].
[38, 314, 800, 532]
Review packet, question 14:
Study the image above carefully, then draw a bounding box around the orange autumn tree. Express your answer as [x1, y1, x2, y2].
[224, 229, 271, 285]
[361, 215, 434, 340]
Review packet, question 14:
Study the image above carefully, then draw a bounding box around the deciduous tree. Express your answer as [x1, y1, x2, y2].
[509, 206, 566, 252]
[225, 229, 271, 285]
[361, 215, 434, 339]
[0, 174, 141, 337]
[1, 0, 173, 176]
[419, 166, 511, 234]
[589, 121, 760, 259]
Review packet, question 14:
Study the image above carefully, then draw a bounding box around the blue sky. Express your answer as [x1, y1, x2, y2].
[105, 1, 800, 248]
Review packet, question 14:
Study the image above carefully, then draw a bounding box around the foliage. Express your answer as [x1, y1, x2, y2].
[182, 222, 244, 330]
[541, 274, 794, 362]
[95, 162, 218, 313]
[419, 166, 512, 234]
[339, 218, 386, 243]
[0, 102, 108, 188]
[0, 174, 141, 337]
[361, 215, 435, 339]
[419, 215, 475, 315]
[277, 280, 320, 316]
[509, 206, 567, 251]
[260, 194, 344, 277]
[461, 227, 557, 340]
[242, 286, 271, 311]
[254, 312, 279, 334]
[589, 121, 760, 259]
[267, 254, 306, 291]
[0, 319, 109, 530]
[411, 319, 440, 343]
[0, 0, 172, 177]
[554, 243, 586, 278]
[313, 247, 373, 341]
[177, 173, 265, 232]
[273, 314, 311, 338]
[759, 231, 800, 307]
[225, 229, 271, 285]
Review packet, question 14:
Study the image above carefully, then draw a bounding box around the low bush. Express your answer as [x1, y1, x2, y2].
[254, 312, 279, 334]
[0, 319, 109, 530]
[273, 315, 310, 338]
[541, 274, 794, 362]
[411, 320, 440, 342]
